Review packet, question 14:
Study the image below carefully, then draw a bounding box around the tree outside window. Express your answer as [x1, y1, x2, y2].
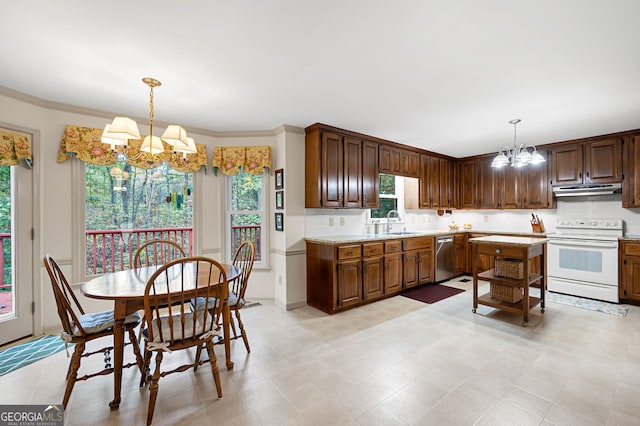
[228, 171, 264, 263]
[85, 162, 193, 275]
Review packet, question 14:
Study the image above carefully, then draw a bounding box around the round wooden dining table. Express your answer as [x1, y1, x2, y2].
[81, 262, 241, 410]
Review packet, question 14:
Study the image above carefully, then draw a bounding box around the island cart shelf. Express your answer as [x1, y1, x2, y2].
[470, 235, 548, 326]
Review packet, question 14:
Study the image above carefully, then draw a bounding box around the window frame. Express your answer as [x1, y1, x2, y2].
[72, 161, 201, 282]
[367, 174, 406, 224]
[225, 172, 268, 269]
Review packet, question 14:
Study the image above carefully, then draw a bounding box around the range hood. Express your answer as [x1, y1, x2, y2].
[552, 183, 622, 197]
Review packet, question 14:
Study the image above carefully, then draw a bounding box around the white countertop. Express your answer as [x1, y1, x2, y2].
[468, 235, 548, 246]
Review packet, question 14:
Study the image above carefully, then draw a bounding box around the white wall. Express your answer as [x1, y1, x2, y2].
[0, 91, 306, 334]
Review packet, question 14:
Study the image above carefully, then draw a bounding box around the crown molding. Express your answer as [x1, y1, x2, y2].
[0, 85, 303, 138]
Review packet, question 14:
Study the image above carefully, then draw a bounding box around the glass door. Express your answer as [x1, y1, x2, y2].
[0, 162, 33, 345]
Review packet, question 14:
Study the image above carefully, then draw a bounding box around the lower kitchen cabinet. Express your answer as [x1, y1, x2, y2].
[403, 237, 434, 288]
[337, 259, 361, 308]
[384, 240, 403, 294]
[454, 233, 466, 275]
[620, 241, 640, 303]
[362, 243, 384, 301]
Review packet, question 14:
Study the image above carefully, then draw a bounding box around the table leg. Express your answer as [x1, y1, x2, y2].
[109, 301, 127, 409]
[222, 302, 234, 370]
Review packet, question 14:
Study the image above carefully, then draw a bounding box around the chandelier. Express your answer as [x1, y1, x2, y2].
[101, 77, 196, 159]
[491, 119, 545, 168]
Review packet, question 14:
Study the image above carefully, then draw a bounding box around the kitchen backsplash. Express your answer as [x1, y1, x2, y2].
[305, 194, 640, 237]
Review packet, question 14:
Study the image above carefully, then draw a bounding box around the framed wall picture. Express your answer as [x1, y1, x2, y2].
[275, 212, 284, 231]
[275, 190, 284, 210]
[275, 168, 284, 189]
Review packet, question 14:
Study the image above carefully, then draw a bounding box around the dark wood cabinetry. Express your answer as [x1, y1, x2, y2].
[550, 139, 622, 186]
[379, 144, 420, 178]
[459, 159, 478, 209]
[620, 241, 640, 303]
[420, 155, 456, 209]
[362, 243, 384, 301]
[454, 234, 466, 275]
[305, 125, 378, 208]
[403, 237, 434, 288]
[622, 134, 640, 208]
[473, 154, 550, 210]
[383, 241, 403, 294]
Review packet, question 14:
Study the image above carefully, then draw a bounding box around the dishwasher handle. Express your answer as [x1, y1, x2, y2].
[437, 237, 454, 244]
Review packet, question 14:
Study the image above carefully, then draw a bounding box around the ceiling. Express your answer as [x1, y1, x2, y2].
[2, 1, 640, 158]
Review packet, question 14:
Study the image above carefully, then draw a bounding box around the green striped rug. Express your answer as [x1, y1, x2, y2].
[0, 335, 67, 376]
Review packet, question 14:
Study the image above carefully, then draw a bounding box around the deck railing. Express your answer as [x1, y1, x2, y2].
[85, 225, 261, 276]
[0, 233, 9, 289]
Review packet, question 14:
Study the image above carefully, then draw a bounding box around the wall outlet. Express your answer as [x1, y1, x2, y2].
[339, 216, 345, 226]
[329, 217, 334, 226]
[484, 215, 489, 223]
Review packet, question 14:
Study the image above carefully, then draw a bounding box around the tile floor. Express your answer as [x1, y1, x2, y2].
[2, 277, 640, 425]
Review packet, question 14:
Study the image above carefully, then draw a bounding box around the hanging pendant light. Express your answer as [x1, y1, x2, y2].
[491, 119, 545, 168]
[101, 77, 193, 158]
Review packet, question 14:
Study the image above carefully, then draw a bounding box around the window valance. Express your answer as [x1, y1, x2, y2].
[212, 146, 272, 176]
[0, 128, 32, 168]
[57, 125, 208, 172]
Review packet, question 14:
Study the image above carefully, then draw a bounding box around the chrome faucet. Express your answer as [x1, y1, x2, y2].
[386, 210, 401, 233]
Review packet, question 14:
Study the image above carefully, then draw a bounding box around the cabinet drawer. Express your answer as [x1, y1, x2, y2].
[475, 244, 525, 258]
[338, 245, 362, 260]
[403, 236, 433, 251]
[384, 240, 403, 253]
[624, 243, 640, 257]
[362, 243, 383, 257]
[454, 234, 465, 244]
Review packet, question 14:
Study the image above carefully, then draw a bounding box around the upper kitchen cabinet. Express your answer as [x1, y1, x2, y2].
[420, 155, 457, 209]
[305, 124, 378, 208]
[459, 159, 478, 209]
[622, 134, 640, 207]
[379, 144, 420, 178]
[550, 138, 622, 186]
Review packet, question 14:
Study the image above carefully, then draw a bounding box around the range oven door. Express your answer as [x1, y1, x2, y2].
[547, 238, 618, 286]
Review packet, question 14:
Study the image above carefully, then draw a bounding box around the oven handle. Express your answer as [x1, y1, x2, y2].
[548, 239, 618, 249]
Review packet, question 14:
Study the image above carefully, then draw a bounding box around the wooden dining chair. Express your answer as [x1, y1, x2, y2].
[139, 256, 227, 426]
[133, 240, 186, 341]
[133, 239, 185, 268]
[43, 254, 143, 408]
[192, 240, 256, 361]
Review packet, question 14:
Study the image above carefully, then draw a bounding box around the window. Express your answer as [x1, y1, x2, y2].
[84, 162, 193, 276]
[226, 171, 266, 266]
[368, 174, 404, 223]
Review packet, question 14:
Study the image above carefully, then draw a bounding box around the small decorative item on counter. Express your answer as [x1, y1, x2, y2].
[530, 213, 545, 233]
[463, 223, 472, 229]
[449, 220, 459, 230]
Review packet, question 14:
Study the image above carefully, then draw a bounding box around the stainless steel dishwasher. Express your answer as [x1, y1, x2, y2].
[435, 235, 455, 282]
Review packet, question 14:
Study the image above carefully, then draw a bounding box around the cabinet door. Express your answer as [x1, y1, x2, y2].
[337, 260, 361, 307]
[407, 151, 420, 178]
[419, 154, 432, 208]
[623, 256, 640, 301]
[623, 135, 640, 207]
[321, 132, 344, 208]
[362, 141, 379, 209]
[459, 159, 477, 209]
[584, 139, 622, 184]
[454, 239, 465, 275]
[418, 248, 434, 284]
[522, 158, 549, 209]
[478, 157, 498, 209]
[363, 257, 384, 301]
[551, 144, 583, 185]
[439, 159, 452, 207]
[343, 137, 362, 208]
[499, 166, 521, 209]
[403, 251, 419, 288]
[429, 156, 441, 208]
[384, 253, 403, 294]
